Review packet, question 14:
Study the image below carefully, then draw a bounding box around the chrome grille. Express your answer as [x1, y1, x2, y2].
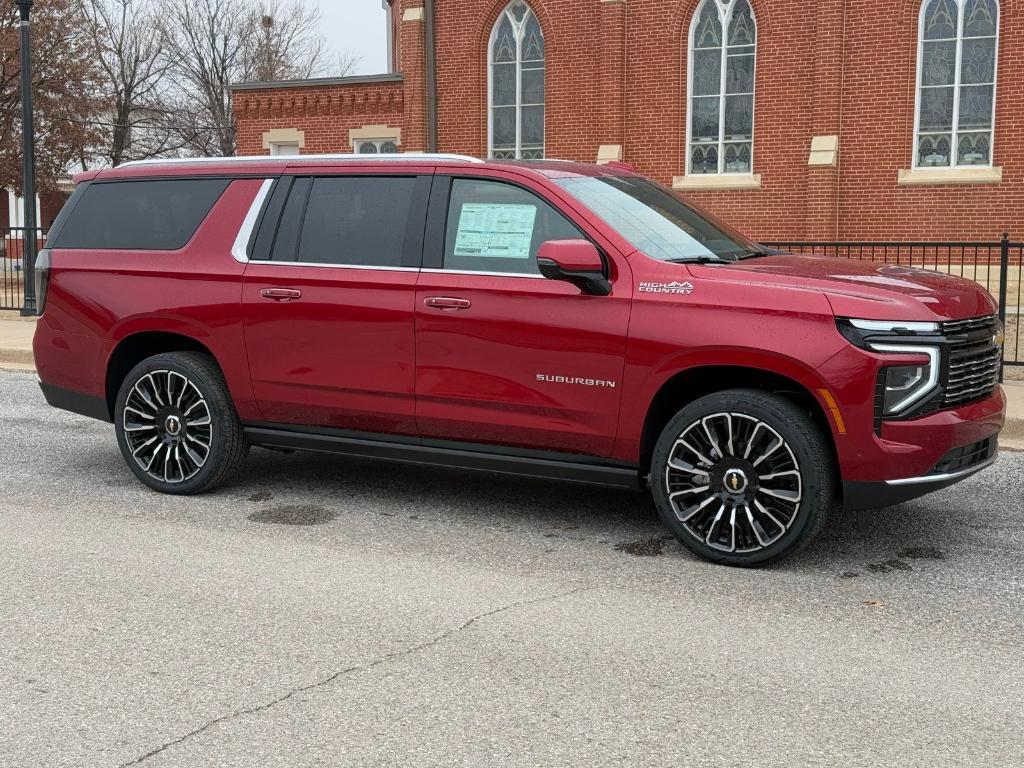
[941, 315, 998, 335]
[941, 315, 1001, 408]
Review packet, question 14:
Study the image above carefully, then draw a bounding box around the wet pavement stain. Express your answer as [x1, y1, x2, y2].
[897, 546, 946, 560]
[248, 504, 337, 526]
[615, 536, 672, 557]
[248, 490, 273, 503]
[868, 559, 913, 573]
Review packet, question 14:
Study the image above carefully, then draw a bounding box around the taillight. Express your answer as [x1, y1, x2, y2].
[34, 248, 51, 315]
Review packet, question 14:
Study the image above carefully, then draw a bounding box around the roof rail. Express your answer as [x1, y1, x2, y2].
[117, 152, 484, 168]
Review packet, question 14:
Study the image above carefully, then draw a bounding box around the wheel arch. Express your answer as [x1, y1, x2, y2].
[105, 332, 217, 420]
[638, 365, 841, 480]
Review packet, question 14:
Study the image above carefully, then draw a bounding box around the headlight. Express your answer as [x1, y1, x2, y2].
[871, 347, 940, 415]
[882, 365, 924, 411]
[836, 319, 942, 417]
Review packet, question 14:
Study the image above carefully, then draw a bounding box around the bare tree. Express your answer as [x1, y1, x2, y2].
[79, 0, 180, 166]
[333, 50, 361, 78]
[159, 0, 337, 157]
[247, 1, 328, 83]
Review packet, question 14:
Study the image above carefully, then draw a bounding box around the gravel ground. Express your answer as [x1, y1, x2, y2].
[1, 370, 1022, 768]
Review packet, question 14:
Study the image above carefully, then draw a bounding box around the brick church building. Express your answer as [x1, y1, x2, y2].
[231, 0, 1020, 242]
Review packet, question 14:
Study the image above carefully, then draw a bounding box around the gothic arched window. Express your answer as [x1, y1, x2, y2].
[488, 1, 545, 159]
[687, 0, 757, 175]
[915, 0, 999, 167]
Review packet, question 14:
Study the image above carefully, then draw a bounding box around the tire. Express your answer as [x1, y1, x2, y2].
[650, 389, 835, 567]
[114, 351, 248, 494]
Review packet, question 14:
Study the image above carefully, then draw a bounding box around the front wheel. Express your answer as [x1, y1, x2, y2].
[114, 351, 248, 494]
[650, 389, 835, 567]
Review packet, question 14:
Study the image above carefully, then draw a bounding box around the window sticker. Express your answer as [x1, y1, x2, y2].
[453, 203, 537, 259]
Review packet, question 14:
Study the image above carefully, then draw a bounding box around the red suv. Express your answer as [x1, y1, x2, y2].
[33, 154, 1005, 565]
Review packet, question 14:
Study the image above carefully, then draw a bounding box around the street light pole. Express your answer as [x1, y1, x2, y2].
[14, 0, 37, 316]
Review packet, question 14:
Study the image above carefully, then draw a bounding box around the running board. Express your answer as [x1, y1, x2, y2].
[243, 425, 641, 489]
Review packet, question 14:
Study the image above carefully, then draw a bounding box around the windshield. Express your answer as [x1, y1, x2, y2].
[553, 175, 761, 263]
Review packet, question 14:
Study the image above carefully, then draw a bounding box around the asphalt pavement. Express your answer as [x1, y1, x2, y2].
[1, 370, 1022, 767]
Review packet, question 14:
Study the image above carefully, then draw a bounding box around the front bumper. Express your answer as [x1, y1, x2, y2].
[844, 435, 998, 509]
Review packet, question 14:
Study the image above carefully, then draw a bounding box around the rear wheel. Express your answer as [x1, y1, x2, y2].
[114, 352, 248, 494]
[650, 389, 835, 566]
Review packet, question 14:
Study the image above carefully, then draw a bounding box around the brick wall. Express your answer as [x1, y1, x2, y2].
[233, 77, 407, 156]
[232, 0, 1022, 242]
[836, 0, 1022, 241]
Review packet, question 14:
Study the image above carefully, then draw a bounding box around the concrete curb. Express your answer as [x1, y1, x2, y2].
[0, 347, 34, 366]
[0, 362, 35, 373]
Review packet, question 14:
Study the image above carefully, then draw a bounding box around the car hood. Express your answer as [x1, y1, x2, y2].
[686, 254, 998, 322]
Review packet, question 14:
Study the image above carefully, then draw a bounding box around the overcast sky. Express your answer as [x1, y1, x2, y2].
[304, 0, 389, 76]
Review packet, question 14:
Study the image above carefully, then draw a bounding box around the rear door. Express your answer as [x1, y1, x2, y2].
[241, 170, 431, 433]
[414, 171, 632, 457]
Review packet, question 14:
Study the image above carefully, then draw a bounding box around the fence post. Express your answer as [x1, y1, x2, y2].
[998, 232, 1009, 382]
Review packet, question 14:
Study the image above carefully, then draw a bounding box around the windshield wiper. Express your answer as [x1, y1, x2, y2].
[663, 256, 729, 265]
[731, 248, 783, 260]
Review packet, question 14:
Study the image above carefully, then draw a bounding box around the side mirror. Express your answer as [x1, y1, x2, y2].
[536, 239, 611, 296]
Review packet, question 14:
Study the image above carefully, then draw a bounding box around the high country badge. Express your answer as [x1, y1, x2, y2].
[638, 280, 695, 295]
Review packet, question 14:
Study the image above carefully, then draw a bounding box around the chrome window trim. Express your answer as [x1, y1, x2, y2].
[885, 454, 997, 486]
[420, 268, 546, 279]
[230, 178, 275, 263]
[246, 260, 420, 272]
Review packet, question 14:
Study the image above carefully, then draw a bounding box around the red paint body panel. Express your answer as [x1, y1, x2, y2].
[34, 178, 262, 419]
[242, 264, 418, 434]
[414, 271, 630, 456]
[33, 157, 1006, 495]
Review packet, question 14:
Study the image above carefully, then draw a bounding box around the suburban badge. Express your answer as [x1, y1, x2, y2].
[536, 374, 617, 388]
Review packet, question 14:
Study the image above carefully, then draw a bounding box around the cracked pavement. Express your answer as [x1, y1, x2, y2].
[117, 588, 589, 767]
[1, 370, 1023, 767]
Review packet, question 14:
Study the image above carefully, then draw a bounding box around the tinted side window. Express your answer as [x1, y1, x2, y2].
[269, 178, 312, 262]
[294, 176, 416, 267]
[52, 179, 229, 250]
[443, 179, 582, 275]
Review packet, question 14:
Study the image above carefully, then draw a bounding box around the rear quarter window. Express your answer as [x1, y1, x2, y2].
[51, 179, 230, 250]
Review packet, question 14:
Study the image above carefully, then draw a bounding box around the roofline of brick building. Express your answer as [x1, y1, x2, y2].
[230, 73, 404, 92]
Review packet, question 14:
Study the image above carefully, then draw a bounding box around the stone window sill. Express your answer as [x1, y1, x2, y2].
[897, 167, 1002, 186]
[672, 174, 762, 191]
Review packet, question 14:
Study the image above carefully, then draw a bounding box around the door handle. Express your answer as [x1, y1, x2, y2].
[260, 288, 302, 302]
[424, 296, 472, 311]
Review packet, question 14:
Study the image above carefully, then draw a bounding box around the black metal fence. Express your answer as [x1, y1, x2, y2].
[763, 234, 1022, 369]
[1, 227, 45, 311]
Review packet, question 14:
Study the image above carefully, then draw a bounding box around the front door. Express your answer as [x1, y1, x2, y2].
[242, 172, 430, 434]
[414, 173, 631, 457]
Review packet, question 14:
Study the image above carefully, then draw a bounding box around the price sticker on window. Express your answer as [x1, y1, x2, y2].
[453, 203, 537, 259]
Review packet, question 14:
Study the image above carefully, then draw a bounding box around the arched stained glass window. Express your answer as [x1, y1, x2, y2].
[915, 0, 999, 168]
[489, 1, 545, 159]
[687, 0, 757, 175]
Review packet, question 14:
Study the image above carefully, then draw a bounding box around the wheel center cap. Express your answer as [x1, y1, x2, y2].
[723, 468, 749, 494]
[165, 415, 182, 436]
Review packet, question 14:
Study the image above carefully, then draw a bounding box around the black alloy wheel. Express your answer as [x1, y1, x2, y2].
[114, 352, 248, 494]
[651, 389, 835, 566]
